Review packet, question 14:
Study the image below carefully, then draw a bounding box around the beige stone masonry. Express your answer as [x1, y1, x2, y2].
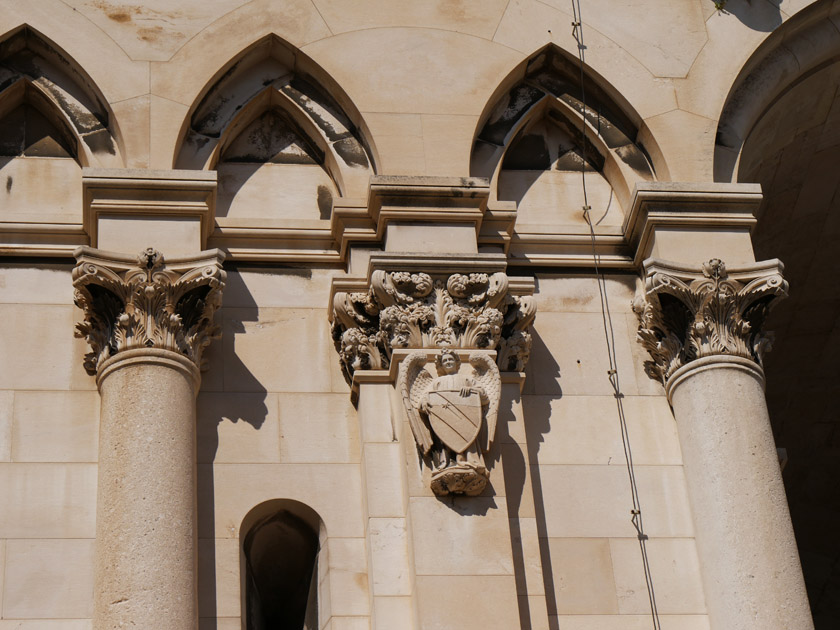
[624, 182, 761, 266]
[1, 177, 765, 272]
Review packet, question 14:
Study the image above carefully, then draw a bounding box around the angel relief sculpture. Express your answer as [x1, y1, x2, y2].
[399, 349, 501, 496]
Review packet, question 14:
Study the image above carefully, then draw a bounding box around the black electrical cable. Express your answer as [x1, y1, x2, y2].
[570, 2, 662, 628]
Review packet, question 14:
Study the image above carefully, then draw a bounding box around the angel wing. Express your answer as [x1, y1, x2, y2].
[397, 351, 435, 454]
[469, 352, 501, 452]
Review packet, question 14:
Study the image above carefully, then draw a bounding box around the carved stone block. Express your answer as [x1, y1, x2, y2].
[72, 246, 226, 374]
[633, 257, 787, 385]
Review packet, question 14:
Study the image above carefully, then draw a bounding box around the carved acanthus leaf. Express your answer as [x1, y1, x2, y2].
[73, 247, 226, 374]
[633, 258, 787, 385]
[331, 270, 535, 382]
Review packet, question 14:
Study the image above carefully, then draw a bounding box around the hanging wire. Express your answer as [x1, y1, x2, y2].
[570, 2, 662, 628]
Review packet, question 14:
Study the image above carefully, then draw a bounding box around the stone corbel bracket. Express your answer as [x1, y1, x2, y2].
[72, 246, 226, 376]
[329, 252, 536, 393]
[331, 175, 517, 257]
[633, 257, 788, 387]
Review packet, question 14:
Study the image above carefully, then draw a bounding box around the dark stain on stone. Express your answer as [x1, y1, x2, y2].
[478, 84, 545, 146]
[139, 26, 166, 42]
[0, 28, 111, 127]
[333, 137, 368, 168]
[317, 185, 333, 220]
[554, 95, 628, 150]
[526, 46, 637, 143]
[615, 144, 653, 175]
[82, 128, 116, 155]
[191, 133, 211, 151]
[554, 149, 597, 172]
[6, 176, 11, 193]
[289, 77, 355, 139]
[186, 40, 372, 172]
[191, 60, 247, 134]
[107, 11, 132, 23]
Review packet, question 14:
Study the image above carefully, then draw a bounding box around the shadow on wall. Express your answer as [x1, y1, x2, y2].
[196, 269, 269, 629]
[517, 330, 563, 630]
[714, 0, 783, 32]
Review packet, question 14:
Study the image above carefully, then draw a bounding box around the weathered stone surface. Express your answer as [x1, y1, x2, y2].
[0, 3, 833, 628]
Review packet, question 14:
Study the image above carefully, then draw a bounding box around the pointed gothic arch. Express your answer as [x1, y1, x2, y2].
[471, 45, 658, 230]
[174, 35, 375, 224]
[0, 25, 122, 167]
[240, 499, 326, 630]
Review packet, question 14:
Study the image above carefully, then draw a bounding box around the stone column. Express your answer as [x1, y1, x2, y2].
[73, 246, 225, 630]
[634, 257, 813, 630]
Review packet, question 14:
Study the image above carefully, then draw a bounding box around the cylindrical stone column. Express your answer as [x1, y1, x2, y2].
[94, 349, 200, 629]
[667, 356, 813, 630]
[634, 257, 813, 630]
[72, 247, 225, 630]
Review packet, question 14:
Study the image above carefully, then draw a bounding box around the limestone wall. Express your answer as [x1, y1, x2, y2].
[0, 1, 824, 629]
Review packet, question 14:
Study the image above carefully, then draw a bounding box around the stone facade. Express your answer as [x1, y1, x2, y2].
[0, 1, 837, 629]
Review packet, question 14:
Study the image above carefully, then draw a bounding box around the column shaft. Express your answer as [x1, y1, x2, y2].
[667, 356, 813, 630]
[94, 349, 200, 630]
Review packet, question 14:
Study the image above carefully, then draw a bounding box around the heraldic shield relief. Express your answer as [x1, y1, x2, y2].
[399, 349, 501, 496]
[425, 390, 482, 454]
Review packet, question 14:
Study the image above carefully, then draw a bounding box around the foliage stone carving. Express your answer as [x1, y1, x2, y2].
[633, 258, 788, 385]
[73, 248, 226, 374]
[331, 270, 536, 382]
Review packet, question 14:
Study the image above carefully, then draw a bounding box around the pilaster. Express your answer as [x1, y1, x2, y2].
[330, 251, 535, 629]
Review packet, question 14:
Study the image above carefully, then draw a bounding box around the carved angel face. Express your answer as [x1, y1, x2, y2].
[439, 350, 459, 374]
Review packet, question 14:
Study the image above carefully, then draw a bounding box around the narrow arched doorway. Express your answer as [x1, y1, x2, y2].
[241, 500, 324, 630]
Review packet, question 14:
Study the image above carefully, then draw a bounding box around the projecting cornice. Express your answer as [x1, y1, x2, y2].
[72, 246, 225, 375]
[633, 257, 787, 387]
[0, 174, 762, 269]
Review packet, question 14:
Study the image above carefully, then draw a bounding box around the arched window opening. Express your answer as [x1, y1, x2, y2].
[241, 502, 324, 630]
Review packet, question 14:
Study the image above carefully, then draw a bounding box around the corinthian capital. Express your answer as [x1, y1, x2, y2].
[633, 258, 787, 385]
[72, 247, 226, 375]
[331, 265, 536, 383]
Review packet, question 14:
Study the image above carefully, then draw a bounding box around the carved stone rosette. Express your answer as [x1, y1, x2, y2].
[72, 246, 226, 374]
[331, 269, 536, 383]
[633, 258, 788, 385]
